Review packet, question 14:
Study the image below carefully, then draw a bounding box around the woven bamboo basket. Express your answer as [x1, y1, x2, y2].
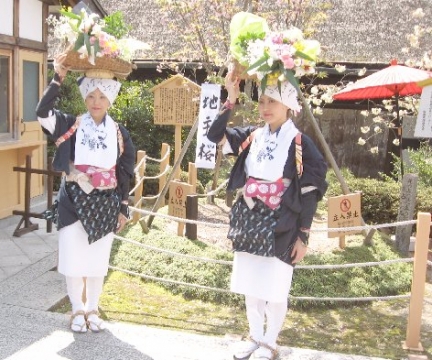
[63, 50, 136, 79]
[229, 57, 257, 81]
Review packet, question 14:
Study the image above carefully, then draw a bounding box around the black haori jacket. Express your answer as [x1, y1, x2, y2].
[207, 104, 328, 265]
[35, 79, 135, 230]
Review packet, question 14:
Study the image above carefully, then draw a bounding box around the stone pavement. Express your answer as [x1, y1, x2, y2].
[0, 201, 394, 360]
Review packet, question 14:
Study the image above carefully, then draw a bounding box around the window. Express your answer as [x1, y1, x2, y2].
[0, 51, 11, 136]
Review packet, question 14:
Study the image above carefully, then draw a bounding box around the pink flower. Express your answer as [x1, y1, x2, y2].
[270, 32, 283, 44]
[280, 53, 295, 69]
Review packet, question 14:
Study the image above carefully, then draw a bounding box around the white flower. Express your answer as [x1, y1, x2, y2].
[314, 107, 323, 115]
[311, 86, 319, 95]
[358, 67, 367, 76]
[358, 138, 366, 146]
[321, 93, 333, 104]
[335, 64, 346, 73]
[370, 147, 379, 154]
[393, 139, 400, 146]
[312, 98, 322, 106]
[373, 116, 383, 123]
[371, 107, 381, 115]
[282, 27, 304, 42]
[360, 126, 370, 134]
[360, 110, 369, 117]
[374, 126, 382, 133]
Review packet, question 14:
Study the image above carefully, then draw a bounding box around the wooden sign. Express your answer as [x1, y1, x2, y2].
[151, 74, 201, 126]
[327, 193, 362, 237]
[168, 181, 193, 219]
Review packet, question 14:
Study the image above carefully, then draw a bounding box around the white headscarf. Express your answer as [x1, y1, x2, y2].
[258, 81, 301, 114]
[78, 77, 121, 105]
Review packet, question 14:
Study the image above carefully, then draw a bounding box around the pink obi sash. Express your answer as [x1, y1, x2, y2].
[75, 164, 117, 189]
[244, 177, 289, 210]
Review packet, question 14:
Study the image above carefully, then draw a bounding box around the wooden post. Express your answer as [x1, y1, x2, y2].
[339, 235, 346, 249]
[211, 145, 223, 204]
[133, 150, 146, 224]
[403, 212, 431, 351]
[159, 143, 170, 205]
[174, 125, 182, 180]
[147, 118, 199, 228]
[185, 194, 198, 240]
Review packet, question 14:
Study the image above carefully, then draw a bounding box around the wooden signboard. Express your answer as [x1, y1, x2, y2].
[168, 181, 193, 220]
[328, 193, 362, 238]
[151, 74, 200, 126]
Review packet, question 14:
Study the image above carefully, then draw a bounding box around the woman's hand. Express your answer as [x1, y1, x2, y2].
[53, 52, 70, 82]
[115, 213, 128, 233]
[291, 238, 308, 264]
[224, 71, 240, 103]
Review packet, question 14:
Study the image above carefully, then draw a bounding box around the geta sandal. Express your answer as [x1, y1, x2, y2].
[70, 310, 87, 333]
[85, 310, 106, 332]
[250, 343, 278, 360]
[233, 336, 260, 360]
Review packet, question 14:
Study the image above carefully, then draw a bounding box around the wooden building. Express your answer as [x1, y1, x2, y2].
[0, 0, 105, 220]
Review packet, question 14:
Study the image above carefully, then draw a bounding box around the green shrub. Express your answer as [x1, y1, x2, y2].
[111, 214, 412, 309]
[111, 217, 242, 307]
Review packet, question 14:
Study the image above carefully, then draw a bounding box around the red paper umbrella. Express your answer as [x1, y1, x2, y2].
[333, 60, 432, 175]
[333, 59, 431, 100]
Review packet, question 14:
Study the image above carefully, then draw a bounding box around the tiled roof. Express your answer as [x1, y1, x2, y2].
[49, 0, 432, 66]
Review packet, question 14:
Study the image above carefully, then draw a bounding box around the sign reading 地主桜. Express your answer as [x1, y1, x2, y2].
[168, 181, 193, 220]
[327, 193, 362, 237]
[195, 83, 221, 169]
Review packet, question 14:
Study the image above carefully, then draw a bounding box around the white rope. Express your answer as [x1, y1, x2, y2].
[146, 148, 170, 163]
[205, 178, 229, 196]
[113, 234, 414, 270]
[114, 235, 232, 265]
[109, 265, 232, 293]
[129, 206, 419, 233]
[108, 265, 414, 302]
[140, 164, 170, 180]
[133, 156, 146, 173]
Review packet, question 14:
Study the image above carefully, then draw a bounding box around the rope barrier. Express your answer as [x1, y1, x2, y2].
[146, 149, 170, 163]
[129, 205, 418, 233]
[108, 265, 414, 302]
[114, 235, 232, 265]
[113, 234, 415, 269]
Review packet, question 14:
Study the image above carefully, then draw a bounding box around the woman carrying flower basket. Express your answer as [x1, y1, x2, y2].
[35, 8, 146, 333]
[207, 12, 328, 360]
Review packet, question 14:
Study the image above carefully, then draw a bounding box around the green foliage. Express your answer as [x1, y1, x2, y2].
[290, 235, 412, 308]
[111, 215, 412, 310]
[103, 11, 131, 39]
[111, 217, 242, 307]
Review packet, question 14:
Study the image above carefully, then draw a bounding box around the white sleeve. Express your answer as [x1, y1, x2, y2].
[37, 110, 56, 134]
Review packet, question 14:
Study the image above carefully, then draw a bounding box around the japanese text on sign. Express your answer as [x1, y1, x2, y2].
[327, 193, 362, 237]
[152, 76, 200, 126]
[168, 181, 193, 219]
[195, 83, 221, 169]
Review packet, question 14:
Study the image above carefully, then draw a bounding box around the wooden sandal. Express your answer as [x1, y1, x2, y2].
[70, 310, 87, 333]
[233, 336, 260, 360]
[251, 343, 278, 360]
[85, 310, 106, 332]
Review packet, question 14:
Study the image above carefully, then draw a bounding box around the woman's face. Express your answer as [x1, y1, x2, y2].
[258, 94, 289, 131]
[85, 88, 110, 124]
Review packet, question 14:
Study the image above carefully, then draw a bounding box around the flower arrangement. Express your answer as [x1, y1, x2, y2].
[47, 8, 149, 66]
[229, 12, 321, 91]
